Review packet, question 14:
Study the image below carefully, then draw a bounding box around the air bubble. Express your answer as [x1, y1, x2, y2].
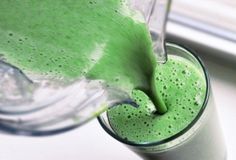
[194, 101, 199, 106]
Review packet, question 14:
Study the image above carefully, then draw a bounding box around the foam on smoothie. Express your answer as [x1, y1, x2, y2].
[108, 55, 207, 143]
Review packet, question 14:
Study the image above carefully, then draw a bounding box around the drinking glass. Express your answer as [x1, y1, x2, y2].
[98, 43, 227, 160]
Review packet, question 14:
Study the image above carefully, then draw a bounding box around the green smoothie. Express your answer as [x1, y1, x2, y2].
[107, 55, 207, 143]
[0, 0, 166, 113]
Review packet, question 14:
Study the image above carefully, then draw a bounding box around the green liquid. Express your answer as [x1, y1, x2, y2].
[108, 55, 207, 143]
[0, 0, 166, 113]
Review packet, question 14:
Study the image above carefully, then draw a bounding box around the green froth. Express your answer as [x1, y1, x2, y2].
[108, 55, 207, 143]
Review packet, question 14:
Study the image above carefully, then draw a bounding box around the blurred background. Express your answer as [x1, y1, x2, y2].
[168, 0, 236, 64]
[0, 0, 236, 159]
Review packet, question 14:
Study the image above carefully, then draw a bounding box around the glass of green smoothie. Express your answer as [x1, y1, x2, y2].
[98, 43, 226, 160]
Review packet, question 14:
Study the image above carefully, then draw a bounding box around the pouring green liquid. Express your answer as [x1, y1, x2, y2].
[0, 0, 166, 113]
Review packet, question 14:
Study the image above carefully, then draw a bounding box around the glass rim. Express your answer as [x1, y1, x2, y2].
[98, 42, 210, 147]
